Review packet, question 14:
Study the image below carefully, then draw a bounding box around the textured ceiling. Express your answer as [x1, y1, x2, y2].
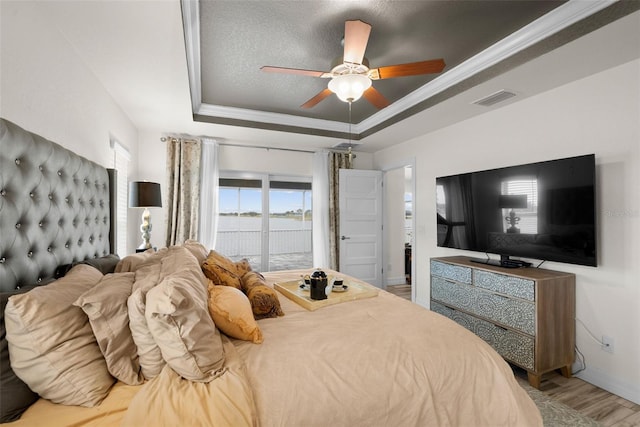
[195, 1, 565, 125]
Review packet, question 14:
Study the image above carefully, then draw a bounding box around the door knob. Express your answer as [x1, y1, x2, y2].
[341, 236, 350, 240]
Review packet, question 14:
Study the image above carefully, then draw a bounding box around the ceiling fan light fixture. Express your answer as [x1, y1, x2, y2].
[328, 73, 371, 103]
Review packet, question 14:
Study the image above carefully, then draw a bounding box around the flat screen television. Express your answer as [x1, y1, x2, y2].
[436, 154, 596, 267]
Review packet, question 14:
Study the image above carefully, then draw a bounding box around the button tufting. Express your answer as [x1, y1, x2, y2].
[37, 278, 42, 283]
[39, 165, 44, 171]
[39, 222, 43, 227]
[48, 194, 53, 200]
[84, 178, 88, 184]
[30, 192, 34, 198]
[15, 158, 21, 165]
[15, 223, 21, 229]
[27, 251, 33, 257]
[1, 189, 6, 196]
[47, 247, 52, 252]
[65, 243, 69, 248]
[57, 170, 62, 176]
[0, 257, 5, 263]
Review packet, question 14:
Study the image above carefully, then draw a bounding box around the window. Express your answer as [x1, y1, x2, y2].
[111, 139, 130, 256]
[436, 184, 446, 219]
[216, 175, 312, 271]
[501, 179, 538, 234]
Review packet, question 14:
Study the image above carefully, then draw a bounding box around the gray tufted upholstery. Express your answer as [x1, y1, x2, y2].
[0, 118, 114, 291]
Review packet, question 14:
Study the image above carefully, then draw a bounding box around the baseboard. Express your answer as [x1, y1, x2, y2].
[416, 297, 430, 309]
[385, 275, 406, 287]
[575, 366, 640, 405]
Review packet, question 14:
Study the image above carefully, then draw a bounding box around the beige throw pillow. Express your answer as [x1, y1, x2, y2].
[4, 265, 115, 407]
[128, 261, 166, 380]
[74, 272, 144, 385]
[182, 239, 209, 265]
[207, 282, 263, 344]
[115, 247, 169, 273]
[146, 255, 225, 382]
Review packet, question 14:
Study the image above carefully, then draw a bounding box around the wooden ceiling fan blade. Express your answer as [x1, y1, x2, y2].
[343, 20, 371, 65]
[301, 88, 333, 108]
[363, 86, 390, 109]
[261, 66, 329, 78]
[370, 59, 446, 80]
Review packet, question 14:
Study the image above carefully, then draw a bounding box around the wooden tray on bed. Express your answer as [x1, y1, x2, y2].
[274, 279, 379, 311]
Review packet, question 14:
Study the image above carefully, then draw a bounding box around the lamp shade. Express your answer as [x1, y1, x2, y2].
[499, 194, 527, 209]
[328, 73, 372, 103]
[129, 181, 162, 208]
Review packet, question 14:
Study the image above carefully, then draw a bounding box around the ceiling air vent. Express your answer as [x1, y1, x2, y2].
[472, 90, 516, 107]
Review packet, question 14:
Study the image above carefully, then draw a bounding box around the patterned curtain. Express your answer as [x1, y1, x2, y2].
[165, 137, 202, 246]
[328, 152, 354, 270]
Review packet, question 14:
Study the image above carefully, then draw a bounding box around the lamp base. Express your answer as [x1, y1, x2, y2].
[139, 207, 153, 250]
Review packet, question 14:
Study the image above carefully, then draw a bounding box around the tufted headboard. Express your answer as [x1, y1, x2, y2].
[0, 118, 116, 292]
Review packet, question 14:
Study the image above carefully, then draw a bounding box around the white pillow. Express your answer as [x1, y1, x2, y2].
[5, 264, 114, 407]
[74, 272, 144, 385]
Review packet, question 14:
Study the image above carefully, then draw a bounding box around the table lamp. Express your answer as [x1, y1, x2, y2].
[129, 181, 162, 250]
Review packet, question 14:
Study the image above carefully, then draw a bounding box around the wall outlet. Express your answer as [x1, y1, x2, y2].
[602, 335, 614, 353]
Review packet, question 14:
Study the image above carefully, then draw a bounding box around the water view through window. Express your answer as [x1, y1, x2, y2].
[216, 177, 312, 271]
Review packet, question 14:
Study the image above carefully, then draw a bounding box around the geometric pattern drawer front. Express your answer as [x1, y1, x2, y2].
[473, 270, 535, 301]
[430, 300, 535, 370]
[431, 276, 535, 336]
[430, 260, 472, 284]
[472, 314, 535, 371]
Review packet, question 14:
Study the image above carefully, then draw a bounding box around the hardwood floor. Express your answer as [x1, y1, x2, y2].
[384, 284, 640, 426]
[386, 283, 411, 300]
[514, 368, 640, 426]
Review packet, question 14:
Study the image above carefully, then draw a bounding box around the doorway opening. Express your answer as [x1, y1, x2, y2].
[383, 164, 414, 301]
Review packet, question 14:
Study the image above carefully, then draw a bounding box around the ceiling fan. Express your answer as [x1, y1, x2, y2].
[261, 19, 446, 109]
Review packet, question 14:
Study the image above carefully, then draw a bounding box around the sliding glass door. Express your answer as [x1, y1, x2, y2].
[268, 180, 312, 271]
[216, 174, 312, 272]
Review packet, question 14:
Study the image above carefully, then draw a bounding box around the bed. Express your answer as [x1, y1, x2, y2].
[0, 118, 542, 426]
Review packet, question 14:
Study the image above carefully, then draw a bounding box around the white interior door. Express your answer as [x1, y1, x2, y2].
[339, 169, 383, 287]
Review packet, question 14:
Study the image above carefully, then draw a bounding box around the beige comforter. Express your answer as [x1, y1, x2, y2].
[15, 269, 541, 426]
[240, 269, 542, 427]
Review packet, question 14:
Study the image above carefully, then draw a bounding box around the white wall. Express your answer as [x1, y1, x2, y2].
[373, 59, 640, 404]
[0, 1, 139, 253]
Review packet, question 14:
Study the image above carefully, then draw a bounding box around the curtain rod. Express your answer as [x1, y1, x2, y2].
[218, 142, 315, 154]
[160, 137, 354, 155]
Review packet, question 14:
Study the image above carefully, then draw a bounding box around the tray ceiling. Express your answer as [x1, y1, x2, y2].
[182, 0, 628, 139]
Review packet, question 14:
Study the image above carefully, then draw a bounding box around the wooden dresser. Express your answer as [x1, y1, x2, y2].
[430, 256, 575, 389]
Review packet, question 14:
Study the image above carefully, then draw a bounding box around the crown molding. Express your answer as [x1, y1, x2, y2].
[182, 0, 617, 137]
[358, 0, 616, 131]
[196, 103, 350, 133]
